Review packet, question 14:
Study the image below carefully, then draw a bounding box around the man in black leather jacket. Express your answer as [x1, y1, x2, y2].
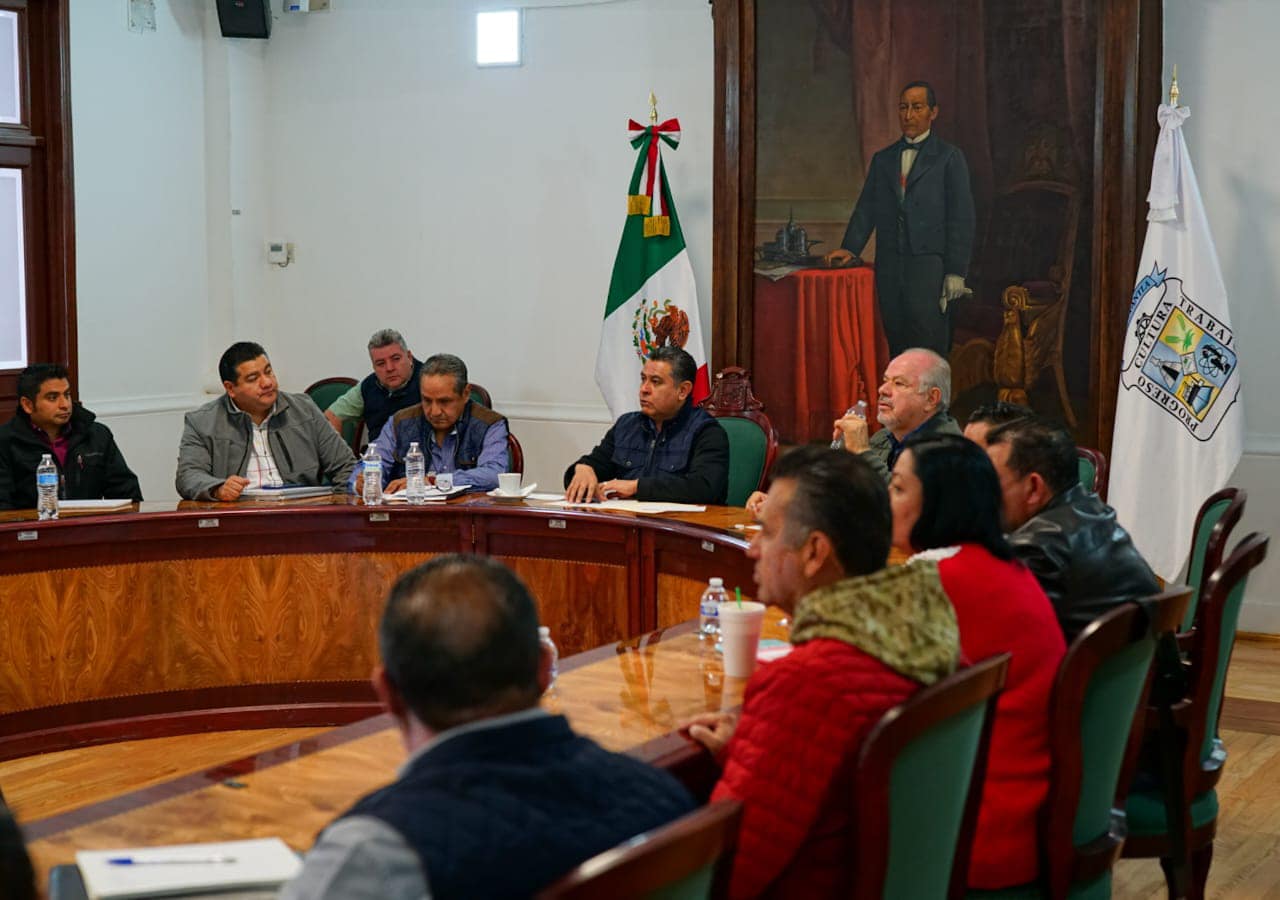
[984, 416, 1159, 642]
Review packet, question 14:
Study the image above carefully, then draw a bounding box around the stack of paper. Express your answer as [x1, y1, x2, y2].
[75, 838, 301, 899]
[59, 499, 136, 512]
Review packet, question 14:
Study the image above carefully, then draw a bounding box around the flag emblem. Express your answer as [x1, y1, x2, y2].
[1120, 263, 1238, 440]
[631, 298, 691, 360]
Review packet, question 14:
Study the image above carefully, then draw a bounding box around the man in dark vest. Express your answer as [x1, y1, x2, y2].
[356, 353, 508, 494]
[280, 555, 695, 899]
[323, 329, 424, 444]
[564, 346, 729, 504]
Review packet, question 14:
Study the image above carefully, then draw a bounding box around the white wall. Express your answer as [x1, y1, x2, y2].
[1165, 0, 1280, 631]
[68, 0, 713, 500]
[70, 0, 213, 502]
[255, 0, 713, 491]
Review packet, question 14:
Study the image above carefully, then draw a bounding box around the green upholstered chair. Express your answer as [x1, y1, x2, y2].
[1075, 446, 1107, 498]
[1122, 533, 1269, 900]
[698, 367, 778, 508]
[967, 588, 1190, 900]
[1180, 488, 1246, 635]
[305, 376, 363, 452]
[853, 653, 1011, 900]
[537, 799, 743, 899]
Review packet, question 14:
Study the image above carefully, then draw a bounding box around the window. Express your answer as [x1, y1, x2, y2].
[0, 0, 75, 418]
[476, 10, 521, 67]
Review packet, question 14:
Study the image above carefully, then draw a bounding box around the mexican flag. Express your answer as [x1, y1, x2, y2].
[595, 116, 710, 418]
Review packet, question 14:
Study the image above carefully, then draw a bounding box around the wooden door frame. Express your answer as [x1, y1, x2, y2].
[710, 0, 1162, 454]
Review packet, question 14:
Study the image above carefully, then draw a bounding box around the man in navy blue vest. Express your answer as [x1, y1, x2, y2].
[564, 346, 729, 504]
[353, 353, 509, 494]
[322, 329, 424, 444]
[280, 555, 695, 899]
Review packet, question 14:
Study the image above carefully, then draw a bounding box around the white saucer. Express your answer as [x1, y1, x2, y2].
[487, 482, 537, 500]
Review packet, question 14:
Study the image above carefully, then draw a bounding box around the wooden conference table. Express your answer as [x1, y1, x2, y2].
[23, 614, 792, 885]
[0, 494, 757, 760]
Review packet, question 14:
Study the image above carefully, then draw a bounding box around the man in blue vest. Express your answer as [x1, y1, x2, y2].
[280, 555, 695, 899]
[355, 353, 508, 494]
[564, 346, 730, 505]
[322, 329, 424, 444]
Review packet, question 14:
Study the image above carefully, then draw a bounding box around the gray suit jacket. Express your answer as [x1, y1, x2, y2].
[175, 392, 357, 500]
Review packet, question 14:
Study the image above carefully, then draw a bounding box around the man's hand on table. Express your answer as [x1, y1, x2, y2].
[685, 711, 740, 764]
[745, 491, 767, 518]
[213, 476, 250, 502]
[595, 479, 638, 501]
[565, 465, 599, 503]
[385, 478, 406, 494]
[823, 248, 861, 268]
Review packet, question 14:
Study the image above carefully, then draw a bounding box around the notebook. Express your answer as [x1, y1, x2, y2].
[59, 499, 136, 512]
[239, 485, 334, 501]
[74, 837, 301, 899]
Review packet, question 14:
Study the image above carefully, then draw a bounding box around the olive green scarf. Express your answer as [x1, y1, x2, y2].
[789, 562, 959, 685]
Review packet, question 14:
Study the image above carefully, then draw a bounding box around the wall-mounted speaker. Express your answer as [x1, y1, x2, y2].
[216, 0, 272, 39]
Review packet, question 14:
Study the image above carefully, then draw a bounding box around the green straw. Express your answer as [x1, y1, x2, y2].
[735, 586, 743, 609]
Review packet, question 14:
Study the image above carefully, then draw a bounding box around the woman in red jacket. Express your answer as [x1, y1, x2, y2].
[891, 433, 1066, 889]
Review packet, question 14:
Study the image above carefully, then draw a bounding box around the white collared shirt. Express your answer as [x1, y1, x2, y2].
[245, 413, 284, 489]
[900, 128, 931, 183]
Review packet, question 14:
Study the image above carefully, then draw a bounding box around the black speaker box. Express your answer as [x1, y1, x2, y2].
[216, 0, 272, 39]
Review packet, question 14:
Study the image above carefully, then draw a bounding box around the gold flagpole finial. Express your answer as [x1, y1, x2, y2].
[1170, 64, 1180, 107]
[649, 91, 658, 125]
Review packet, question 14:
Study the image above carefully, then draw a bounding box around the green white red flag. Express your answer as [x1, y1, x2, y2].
[595, 116, 710, 417]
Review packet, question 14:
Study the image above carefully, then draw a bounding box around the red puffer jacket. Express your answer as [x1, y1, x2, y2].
[710, 638, 919, 899]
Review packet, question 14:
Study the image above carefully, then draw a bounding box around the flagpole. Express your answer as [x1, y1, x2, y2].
[649, 91, 658, 125]
[1169, 64, 1179, 107]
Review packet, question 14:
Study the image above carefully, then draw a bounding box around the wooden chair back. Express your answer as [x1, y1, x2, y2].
[851, 653, 1010, 900]
[468, 382, 494, 409]
[698, 367, 778, 505]
[537, 799, 743, 899]
[1182, 488, 1247, 635]
[1074, 446, 1108, 499]
[1038, 588, 1190, 899]
[507, 431, 525, 475]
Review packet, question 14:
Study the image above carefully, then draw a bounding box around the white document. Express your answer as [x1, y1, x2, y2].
[58, 499, 135, 511]
[552, 499, 706, 514]
[76, 837, 301, 899]
[239, 485, 334, 501]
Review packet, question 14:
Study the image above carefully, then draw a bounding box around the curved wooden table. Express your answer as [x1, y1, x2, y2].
[23, 612, 790, 889]
[0, 495, 756, 760]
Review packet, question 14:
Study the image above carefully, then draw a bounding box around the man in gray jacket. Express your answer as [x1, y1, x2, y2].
[176, 342, 357, 501]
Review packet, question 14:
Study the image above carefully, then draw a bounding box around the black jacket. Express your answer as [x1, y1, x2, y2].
[566, 401, 729, 504]
[0, 405, 143, 509]
[1008, 484, 1160, 642]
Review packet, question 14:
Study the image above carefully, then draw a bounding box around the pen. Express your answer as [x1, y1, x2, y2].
[733, 523, 762, 531]
[107, 855, 238, 865]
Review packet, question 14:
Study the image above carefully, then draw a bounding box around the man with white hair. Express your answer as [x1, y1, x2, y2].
[831, 347, 962, 482]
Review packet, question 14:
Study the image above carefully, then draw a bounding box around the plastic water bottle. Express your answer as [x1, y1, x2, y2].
[539, 626, 559, 691]
[361, 445, 383, 506]
[405, 442, 426, 505]
[831, 400, 869, 450]
[700, 577, 728, 639]
[36, 454, 58, 521]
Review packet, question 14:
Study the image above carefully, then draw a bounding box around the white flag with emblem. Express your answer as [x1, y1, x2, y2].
[1110, 102, 1243, 581]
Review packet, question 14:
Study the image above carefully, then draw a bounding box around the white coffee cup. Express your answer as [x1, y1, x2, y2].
[498, 472, 522, 495]
[435, 470, 455, 492]
[717, 601, 766, 679]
